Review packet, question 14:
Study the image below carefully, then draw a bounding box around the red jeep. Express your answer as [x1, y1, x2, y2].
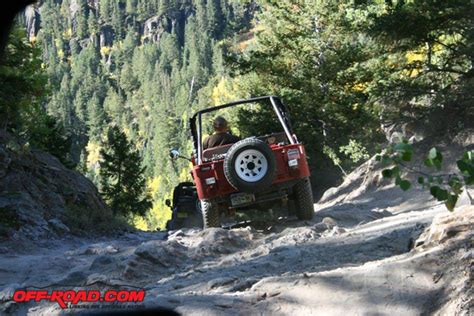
[170, 96, 314, 228]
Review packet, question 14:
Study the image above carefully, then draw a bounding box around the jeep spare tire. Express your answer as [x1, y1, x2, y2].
[224, 138, 276, 193]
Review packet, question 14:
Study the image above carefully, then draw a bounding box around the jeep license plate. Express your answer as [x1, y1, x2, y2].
[231, 193, 255, 206]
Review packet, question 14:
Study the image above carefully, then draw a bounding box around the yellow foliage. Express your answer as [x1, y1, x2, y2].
[122, 126, 131, 138]
[144, 171, 194, 231]
[404, 47, 427, 77]
[148, 176, 171, 228]
[86, 141, 102, 171]
[148, 176, 163, 197]
[62, 28, 72, 39]
[254, 23, 265, 32]
[178, 167, 192, 182]
[58, 49, 64, 59]
[148, 201, 172, 231]
[406, 50, 425, 63]
[211, 77, 241, 106]
[351, 82, 367, 92]
[132, 215, 149, 231]
[100, 46, 111, 56]
[29, 36, 37, 43]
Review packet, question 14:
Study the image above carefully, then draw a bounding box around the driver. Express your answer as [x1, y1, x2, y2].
[203, 116, 240, 150]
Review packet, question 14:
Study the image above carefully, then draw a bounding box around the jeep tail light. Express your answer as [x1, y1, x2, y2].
[287, 148, 300, 160]
[205, 177, 216, 185]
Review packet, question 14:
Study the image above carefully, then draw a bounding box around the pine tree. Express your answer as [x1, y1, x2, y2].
[0, 26, 47, 130]
[87, 93, 107, 141]
[99, 126, 152, 216]
[99, 0, 111, 22]
[125, 0, 137, 15]
[75, 1, 89, 39]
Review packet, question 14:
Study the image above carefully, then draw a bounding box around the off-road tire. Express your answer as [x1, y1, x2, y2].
[224, 138, 276, 193]
[201, 199, 220, 228]
[294, 177, 314, 220]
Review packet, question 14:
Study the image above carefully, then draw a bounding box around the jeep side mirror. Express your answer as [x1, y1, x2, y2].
[169, 149, 192, 162]
[170, 149, 180, 160]
[165, 199, 171, 207]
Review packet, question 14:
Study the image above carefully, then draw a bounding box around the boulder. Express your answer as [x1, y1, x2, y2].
[194, 228, 251, 256]
[0, 131, 110, 240]
[48, 219, 70, 234]
[415, 205, 473, 248]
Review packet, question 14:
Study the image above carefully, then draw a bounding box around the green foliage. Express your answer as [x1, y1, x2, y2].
[229, 0, 386, 175]
[0, 25, 74, 165]
[23, 114, 76, 168]
[378, 141, 473, 211]
[229, 0, 472, 180]
[457, 151, 474, 185]
[0, 26, 47, 130]
[339, 140, 370, 164]
[99, 126, 152, 217]
[368, 0, 473, 121]
[424, 147, 443, 170]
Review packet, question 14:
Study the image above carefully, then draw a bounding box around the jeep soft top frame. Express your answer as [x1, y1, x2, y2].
[189, 96, 296, 164]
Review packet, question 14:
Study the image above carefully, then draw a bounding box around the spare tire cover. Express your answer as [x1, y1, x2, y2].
[223, 138, 276, 193]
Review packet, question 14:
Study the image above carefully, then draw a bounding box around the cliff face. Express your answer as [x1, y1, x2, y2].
[0, 131, 112, 241]
[24, 5, 40, 40]
[25, 1, 194, 49]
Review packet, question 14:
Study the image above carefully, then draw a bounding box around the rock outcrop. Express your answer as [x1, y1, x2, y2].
[24, 5, 40, 41]
[99, 25, 114, 48]
[0, 131, 110, 241]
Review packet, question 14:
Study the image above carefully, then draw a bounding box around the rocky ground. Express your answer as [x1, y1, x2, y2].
[0, 175, 472, 315]
[0, 131, 473, 315]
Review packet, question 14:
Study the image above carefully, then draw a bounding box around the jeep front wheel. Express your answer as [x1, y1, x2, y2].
[201, 199, 220, 228]
[294, 177, 314, 220]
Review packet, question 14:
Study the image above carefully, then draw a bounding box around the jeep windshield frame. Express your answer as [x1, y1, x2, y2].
[190, 96, 296, 165]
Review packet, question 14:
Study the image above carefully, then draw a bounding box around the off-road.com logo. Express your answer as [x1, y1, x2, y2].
[13, 289, 145, 309]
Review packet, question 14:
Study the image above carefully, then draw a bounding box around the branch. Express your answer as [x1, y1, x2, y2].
[426, 65, 468, 75]
[397, 160, 455, 178]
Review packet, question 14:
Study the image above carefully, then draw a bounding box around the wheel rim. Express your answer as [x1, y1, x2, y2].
[234, 149, 268, 182]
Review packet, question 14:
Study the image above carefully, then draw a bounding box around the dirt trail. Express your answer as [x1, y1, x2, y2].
[0, 163, 472, 315]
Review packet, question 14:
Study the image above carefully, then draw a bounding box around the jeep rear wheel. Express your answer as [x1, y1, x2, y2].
[294, 177, 314, 220]
[224, 138, 276, 193]
[201, 199, 220, 228]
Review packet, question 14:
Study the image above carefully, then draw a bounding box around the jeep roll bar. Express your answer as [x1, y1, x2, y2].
[190, 96, 295, 165]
